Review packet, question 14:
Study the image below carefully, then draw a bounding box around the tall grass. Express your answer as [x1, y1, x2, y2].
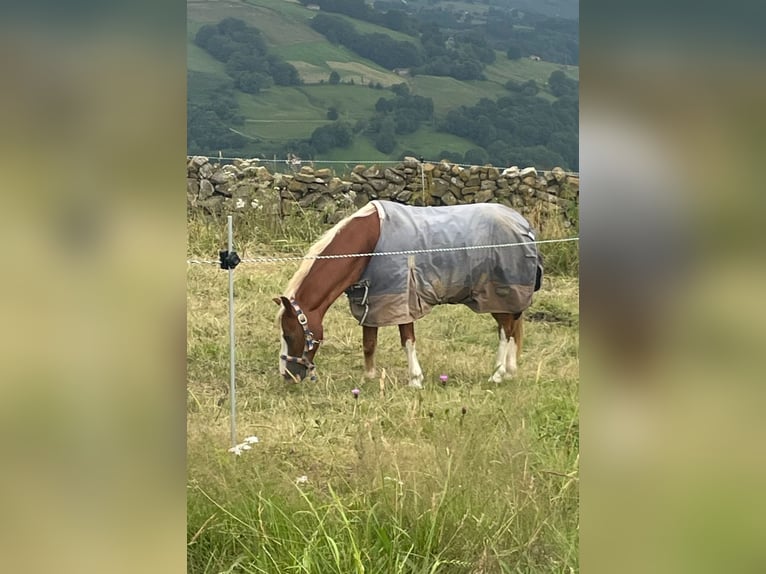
[187, 195, 579, 573]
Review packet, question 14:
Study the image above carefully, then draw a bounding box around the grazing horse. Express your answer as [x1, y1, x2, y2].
[275, 200, 543, 387]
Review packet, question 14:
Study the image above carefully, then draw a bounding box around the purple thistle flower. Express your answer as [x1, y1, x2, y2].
[439, 374, 448, 385]
[352, 388, 360, 399]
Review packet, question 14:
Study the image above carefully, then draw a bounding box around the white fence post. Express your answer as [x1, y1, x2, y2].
[227, 215, 237, 448]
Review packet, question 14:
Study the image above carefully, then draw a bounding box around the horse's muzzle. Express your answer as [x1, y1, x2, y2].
[283, 360, 307, 382]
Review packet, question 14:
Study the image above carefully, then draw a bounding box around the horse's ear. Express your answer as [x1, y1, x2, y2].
[274, 296, 294, 315]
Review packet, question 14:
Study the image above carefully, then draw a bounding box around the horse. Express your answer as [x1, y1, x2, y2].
[274, 200, 543, 387]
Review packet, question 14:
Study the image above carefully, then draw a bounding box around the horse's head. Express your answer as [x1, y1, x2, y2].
[273, 296, 322, 382]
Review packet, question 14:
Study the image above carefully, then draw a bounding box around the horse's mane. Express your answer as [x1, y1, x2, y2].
[284, 202, 378, 297]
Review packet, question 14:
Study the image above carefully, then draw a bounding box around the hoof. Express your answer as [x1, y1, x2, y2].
[364, 369, 376, 379]
[489, 368, 505, 383]
[409, 373, 424, 389]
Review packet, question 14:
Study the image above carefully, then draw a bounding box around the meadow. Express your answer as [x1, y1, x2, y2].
[187, 200, 579, 573]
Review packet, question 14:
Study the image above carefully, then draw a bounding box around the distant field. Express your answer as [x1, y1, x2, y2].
[274, 41, 362, 66]
[325, 61, 403, 87]
[408, 75, 508, 115]
[327, 12, 422, 45]
[394, 125, 478, 160]
[187, 40, 228, 77]
[233, 84, 386, 143]
[484, 53, 579, 87]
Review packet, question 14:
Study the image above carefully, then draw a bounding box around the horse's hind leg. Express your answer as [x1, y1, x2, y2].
[399, 322, 424, 389]
[363, 326, 378, 378]
[490, 313, 523, 382]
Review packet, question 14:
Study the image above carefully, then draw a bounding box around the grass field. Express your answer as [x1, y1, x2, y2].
[187, 204, 579, 573]
[484, 55, 579, 87]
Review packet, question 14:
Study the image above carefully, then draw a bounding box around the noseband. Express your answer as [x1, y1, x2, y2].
[280, 298, 319, 381]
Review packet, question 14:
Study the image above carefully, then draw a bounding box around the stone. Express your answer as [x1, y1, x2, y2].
[547, 185, 560, 195]
[350, 183, 362, 192]
[190, 156, 208, 169]
[210, 170, 234, 185]
[520, 167, 537, 179]
[256, 166, 273, 181]
[214, 184, 232, 196]
[518, 184, 533, 194]
[402, 156, 420, 169]
[450, 183, 465, 196]
[473, 189, 494, 203]
[496, 178, 509, 189]
[299, 165, 314, 175]
[362, 166, 382, 179]
[354, 191, 369, 207]
[430, 179, 450, 197]
[394, 189, 412, 202]
[502, 166, 519, 178]
[369, 178, 389, 192]
[298, 192, 320, 207]
[463, 185, 480, 195]
[466, 176, 481, 188]
[361, 183, 376, 199]
[232, 183, 257, 198]
[353, 164, 367, 174]
[315, 168, 333, 178]
[288, 179, 304, 192]
[328, 178, 345, 193]
[294, 173, 316, 184]
[187, 178, 199, 196]
[450, 176, 464, 188]
[198, 179, 213, 199]
[422, 163, 436, 173]
[384, 168, 405, 184]
[350, 172, 367, 184]
[480, 180, 497, 191]
[441, 191, 458, 206]
[522, 176, 537, 187]
[486, 167, 500, 180]
[551, 166, 566, 183]
[199, 163, 213, 179]
[451, 165, 462, 176]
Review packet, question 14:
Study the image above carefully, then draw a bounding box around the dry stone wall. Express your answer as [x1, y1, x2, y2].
[187, 155, 579, 226]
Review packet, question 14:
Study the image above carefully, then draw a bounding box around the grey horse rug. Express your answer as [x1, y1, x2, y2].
[345, 200, 543, 327]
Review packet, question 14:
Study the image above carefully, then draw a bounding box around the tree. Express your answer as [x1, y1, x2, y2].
[329, 70, 341, 85]
[464, 147, 489, 166]
[506, 42, 522, 60]
[326, 107, 339, 120]
[375, 119, 397, 153]
[548, 70, 578, 98]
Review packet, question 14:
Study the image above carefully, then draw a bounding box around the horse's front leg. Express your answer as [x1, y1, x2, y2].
[362, 325, 378, 378]
[399, 322, 423, 389]
[490, 313, 523, 382]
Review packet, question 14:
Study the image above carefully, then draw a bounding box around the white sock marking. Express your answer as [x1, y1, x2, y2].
[505, 336, 518, 377]
[405, 339, 424, 388]
[490, 331, 509, 383]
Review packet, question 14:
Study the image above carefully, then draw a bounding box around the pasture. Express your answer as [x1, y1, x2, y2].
[187, 203, 579, 572]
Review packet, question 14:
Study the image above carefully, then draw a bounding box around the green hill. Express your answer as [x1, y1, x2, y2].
[187, 0, 579, 167]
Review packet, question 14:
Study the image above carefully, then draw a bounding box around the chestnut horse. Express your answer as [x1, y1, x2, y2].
[274, 200, 542, 387]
